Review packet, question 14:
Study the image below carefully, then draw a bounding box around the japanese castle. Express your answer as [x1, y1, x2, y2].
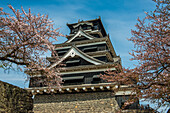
[29, 17, 121, 87]
[27, 17, 141, 112]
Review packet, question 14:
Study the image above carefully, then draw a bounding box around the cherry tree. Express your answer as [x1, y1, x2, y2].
[0, 5, 62, 87]
[102, 0, 169, 110]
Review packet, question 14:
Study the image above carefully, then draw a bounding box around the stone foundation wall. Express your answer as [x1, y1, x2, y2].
[0, 80, 33, 113]
[33, 91, 120, 113]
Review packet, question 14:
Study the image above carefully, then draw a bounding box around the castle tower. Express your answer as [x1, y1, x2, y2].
[27, 18, 139, 112]
[29, 17, 121, 87]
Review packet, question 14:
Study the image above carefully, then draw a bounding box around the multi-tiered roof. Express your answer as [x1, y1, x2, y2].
[26, 18, 141, 111]
[29, 17, 121, 87]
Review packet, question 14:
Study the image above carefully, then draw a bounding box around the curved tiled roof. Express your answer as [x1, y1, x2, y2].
[49, 46, 105, 69]
[67, 17, 107, 37]
[65, 29, 96, 43]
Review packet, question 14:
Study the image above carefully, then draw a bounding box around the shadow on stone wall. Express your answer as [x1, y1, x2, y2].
[0, 80, 33, 113]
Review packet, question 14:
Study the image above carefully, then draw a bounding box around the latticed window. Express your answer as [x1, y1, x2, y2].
[98, 46, 106, 51]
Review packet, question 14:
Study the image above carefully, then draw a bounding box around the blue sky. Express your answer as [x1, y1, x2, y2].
[0, 0, 156, 87]
[2, 0, 168, 112]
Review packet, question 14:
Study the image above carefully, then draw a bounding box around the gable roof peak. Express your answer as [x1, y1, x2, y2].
[65, 29, 96, 43]
[49, 46, 105, 69]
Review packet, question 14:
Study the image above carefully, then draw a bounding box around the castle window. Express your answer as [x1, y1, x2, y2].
[92, 75, 101, 84]
[83, 46, 97, 52]
[98, 46, 106, 51]
[93, 25, 98, 30]
[91, 34, 100, 38]
[94, 56, 108, 62]
[58, 50, 68, 53]
[82, 25, 87, 30]
[66, 59, 80, 67]
[72, 36, 88, 42]
[57, 50, 68, 56]
[66, 60, 80, 64]
[62, 76, 84, 81]
[63, 76, 84, 85]
[71, 27, 78, 34]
